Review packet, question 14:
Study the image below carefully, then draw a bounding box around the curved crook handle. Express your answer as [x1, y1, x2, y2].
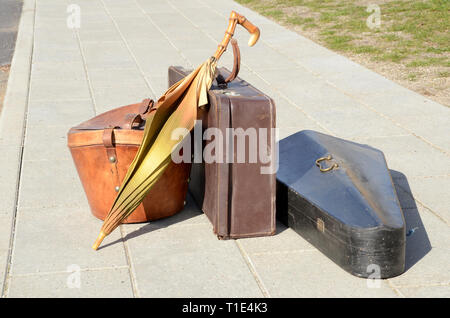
[237, 14, 260, 46]
[213, 11, 260, 61]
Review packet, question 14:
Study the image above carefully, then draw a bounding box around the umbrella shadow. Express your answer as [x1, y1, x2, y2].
[97, 194, 203, 250]
[390, 169, 431, 272]
[99, 189, 288, 251]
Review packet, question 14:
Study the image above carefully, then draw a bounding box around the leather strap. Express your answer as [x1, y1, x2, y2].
[123, 98, 154, 130]
[138, 98, 155, 118]
[103, 127, 116, 148]
[102, 127, 121, 192]
[123, 113, 144, 130]
[225, 38, 240, 83]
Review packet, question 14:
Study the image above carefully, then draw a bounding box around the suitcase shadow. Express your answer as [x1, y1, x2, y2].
[390, 170, 432, 272]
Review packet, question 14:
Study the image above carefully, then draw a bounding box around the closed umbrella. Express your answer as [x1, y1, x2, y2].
[93, 11, 260, 250]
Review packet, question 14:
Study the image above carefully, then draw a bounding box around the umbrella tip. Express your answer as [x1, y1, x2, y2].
[92, 231, 106, 250]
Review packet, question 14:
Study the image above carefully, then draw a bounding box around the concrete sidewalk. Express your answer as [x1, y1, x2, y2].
[0, 0, 449, 298]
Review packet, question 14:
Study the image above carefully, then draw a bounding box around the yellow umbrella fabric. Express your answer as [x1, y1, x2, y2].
[93, 11, 260, 250]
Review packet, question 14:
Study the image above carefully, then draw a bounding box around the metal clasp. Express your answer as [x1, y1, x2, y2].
[316, 218, 325, 233]
[315, 155, 338, 173]
[223, 91, 240, 96]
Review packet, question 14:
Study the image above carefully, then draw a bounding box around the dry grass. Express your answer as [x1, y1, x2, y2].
[0, 65, 11, 73]
[0, 64, 11, 113]
[236, 0, 450, 106]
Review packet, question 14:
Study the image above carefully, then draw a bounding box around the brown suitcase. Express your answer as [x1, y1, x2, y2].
[67, 99, 191, 223]
[168, 66, 277, 239]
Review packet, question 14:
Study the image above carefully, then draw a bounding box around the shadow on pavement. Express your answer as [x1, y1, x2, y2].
[391, 169, 431, 272]
[98, 193, 203, 250]
[99, 189, 288, 250]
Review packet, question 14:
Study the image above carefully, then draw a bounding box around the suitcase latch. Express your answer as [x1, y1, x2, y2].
[223, 91, 240, 96]
[316, 218, 325, 233]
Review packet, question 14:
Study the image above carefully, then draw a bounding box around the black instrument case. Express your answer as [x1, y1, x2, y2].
[277, 130, 406, 278]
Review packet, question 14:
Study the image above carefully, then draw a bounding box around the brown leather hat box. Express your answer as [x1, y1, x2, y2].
[67, 99, 191, 223]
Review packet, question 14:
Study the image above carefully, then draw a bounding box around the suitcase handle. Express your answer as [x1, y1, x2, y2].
[123, 113, 144, 129]
[125, 99, 155, 129]
[213, 11, 260, 61]
[315, 155, 339, 172]
[224, 38, 241, 83]
[216, 39, 241, 87]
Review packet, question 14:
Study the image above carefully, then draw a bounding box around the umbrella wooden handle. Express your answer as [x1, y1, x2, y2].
[213, 11, 260, 61]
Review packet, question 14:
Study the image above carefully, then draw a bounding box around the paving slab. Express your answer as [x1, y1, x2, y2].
[399, 113, 450, 154]
[238, 222, 316, 255]
[26, 99, 94, 127]
[399, 177, 450, 224]
[22, 125, 75, 162]
[77, 17, 116, 31]
[0, 144, 21, 214]
[29, 78, 91, 102]
[130, 43, 190, 77]
[10, 206, 128, 275]
[248, 250, 399, 298]
[33, 30, 79, 54]
[32, 47, 82, 64]
[7, 267, 133, 298]
[30, 61, 86, 81]
[135, 0, 177, 14]
[398, 285, 450, 298]
[0, 213, 14, 293]
[17, 159, 87, 209]
[92, 84, 153, 114]
[145, 75, 170, 99]
[88, 68, 144, 87]
[78, 29, 122, 43]
[311, 107, 407, 139]
[81, 41, 137, 70]
[388, 247, 450, 288]
[275, 99, 320, 129]
[353, 135, 450, 178]
[121, 211, 264, 298]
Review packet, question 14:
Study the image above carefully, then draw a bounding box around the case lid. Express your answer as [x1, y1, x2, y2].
[278, 130, 405, 230]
